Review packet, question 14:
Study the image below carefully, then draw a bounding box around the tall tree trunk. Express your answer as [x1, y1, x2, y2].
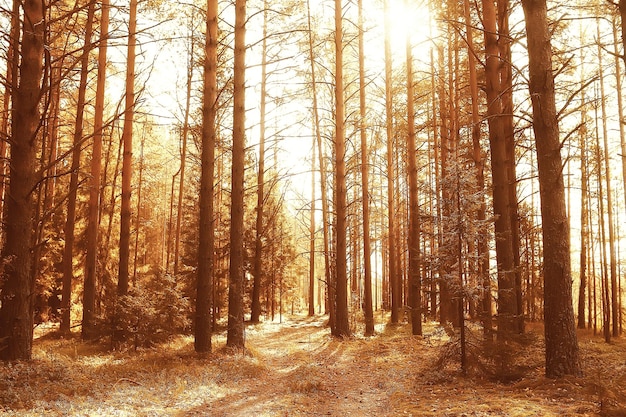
[195, 0, 218, 354]
[251, 3, 268, 324]
[174, 26, 195, 276]
[82, 0, 110, 340]
[133, 137, 145, 284]
[0, 0, 45, 361]
[497, 0, 523, 334]
[619, 0, 626, 68]
[358, 0, 374, 336]
[60, 1, 96, 335]
[405, 5, 421, 336]
[384, 0, 400, 324]
[332, 0, 350, 338]
[226, 0, 247, 348]
[611, 17, 625, 338]
[594, 94, 611, 343]
[521, 0, 582, 377]
[481, 0, 519, 338]
[463, 0, 491, 335]
[118, 0, 138, 300]
[308, 103, 316, 317]
[577, 90, 589, 330]
[596, 18, 619, 338]
[306, 0, 332, 324]
[0, 0, 20, 232]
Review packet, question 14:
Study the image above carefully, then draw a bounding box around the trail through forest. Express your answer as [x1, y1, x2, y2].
[1, 315, 625, 416]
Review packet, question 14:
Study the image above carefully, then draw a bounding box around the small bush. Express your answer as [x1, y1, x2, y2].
[435, 323, 538, 382]
[112, 271, 191, 349]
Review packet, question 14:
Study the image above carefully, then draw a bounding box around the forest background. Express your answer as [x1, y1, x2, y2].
[1, 0, 626, 412]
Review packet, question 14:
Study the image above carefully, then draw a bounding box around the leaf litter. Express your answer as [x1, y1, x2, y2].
[1, 315, 624, 416]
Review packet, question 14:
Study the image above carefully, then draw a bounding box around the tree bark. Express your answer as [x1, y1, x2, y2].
[195, 0, 218, 354]
[497, 0, 523, 334]
[118, 0, 138, 299]
[174, 24, 195, 276]
[306, 0, 330, 320]
[482, 0, 519, 337]
[463, 0, 492, 335]
[405, 6, 422, 336]
[384, 0, 400, 324]
[0, 0, 45, 361]
[0, 0, 20, 233]
[521, 0, 582, 377]
[226, 0, 247, 348]
[332, 0, 350, 338]
[83, 0, 110, 341]
[251, 3, 268, 324]
[358, 0, 375, 336]
[577, 91, 588, 330]
[61, 1, 96, 335]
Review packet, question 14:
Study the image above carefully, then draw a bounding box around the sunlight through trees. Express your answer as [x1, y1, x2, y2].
[1, 0, 626, 383]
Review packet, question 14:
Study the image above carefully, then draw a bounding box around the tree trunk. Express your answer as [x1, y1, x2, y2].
[195, 0, 218, 354]
[481, 0, 519, 338]
[174, 25, 195, 276]
[61, 1, 96, 335]
[83, 0, 110, 341]
[308, 101, 316, 317]
[132, 137, 145, 284]
[306, 0, 329, 320]
[577, 90, 588, 330]
[497, 0, 523, 334]
[332, 0, 350, 338]
[0, 0, 20, 233]
[384, 0, 400, 324]
[521, 0, 581, 378]
[0, 0, 45, 361]
[251, 3, 268, 324]
[118, 0, 138, 299]
[463, 0, 491, 335]
[405, 7, 422, 336]
[358, 0, 374, 336]
[593, 96, 611, 343]
[596, 19, 619, 339]
[226, 0, 247, 349]
[619, 0, 626, 69]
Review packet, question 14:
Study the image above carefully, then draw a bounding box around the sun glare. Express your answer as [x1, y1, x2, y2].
[391, 1, 432, 45]
[367, 0, 435, 66]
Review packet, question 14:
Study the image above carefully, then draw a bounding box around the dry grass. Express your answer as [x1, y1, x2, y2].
[0, 316, 624, 416]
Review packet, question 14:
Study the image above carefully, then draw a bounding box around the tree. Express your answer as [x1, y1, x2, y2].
[195, 0, 218, 354]
[251, 2, 268, 324]
[227, 0, 247, 349]
[118, 0, 138, 299]
[358, 0, 374, 336]
[0, 0, 45, 360]
[306, 0, 331, 322]
[405, 1, 422, 336]
[0, 0, 19, 233]
[114, 0, 138, 346]
[60, 0, 96, 335]
[384, 0, 400, 324]
[521, 0, 582, 377]
[481, 0, 520, 337]
[84, 0, 111, 341]
[463, 0, 491, 335]
[332, 0, 350, 338]
[577, 88, 589, 330]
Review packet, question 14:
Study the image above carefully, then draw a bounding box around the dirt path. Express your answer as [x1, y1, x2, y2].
[2, 315, 624, 416]
[187, 316, 402, 416]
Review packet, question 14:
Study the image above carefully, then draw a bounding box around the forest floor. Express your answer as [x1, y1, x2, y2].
[1, 313, 626, 416]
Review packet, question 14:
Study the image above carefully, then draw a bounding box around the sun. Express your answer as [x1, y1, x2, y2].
[363, 0, 435, 68]
[387, 0, 433, 55]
